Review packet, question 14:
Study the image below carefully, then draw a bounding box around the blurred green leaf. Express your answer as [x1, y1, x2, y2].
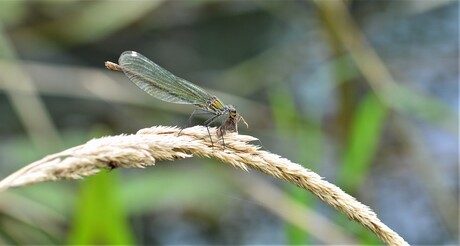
[268, 86, 324, 244]
[337, 91, 385, 245]
[0, 0, 26, 26]
[68, 171, 134, 244]
[339, 93, 387, 192]
[384, 83, 456, 132]
[119, 165, 234, 215]
[19, 1, 165, 45]
[67, 126, 133, 244]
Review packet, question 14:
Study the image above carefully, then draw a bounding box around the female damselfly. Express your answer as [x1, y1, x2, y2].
[105, 51, 247, 146]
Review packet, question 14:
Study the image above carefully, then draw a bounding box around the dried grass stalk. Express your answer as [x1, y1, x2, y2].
[0, 126, 408, 245]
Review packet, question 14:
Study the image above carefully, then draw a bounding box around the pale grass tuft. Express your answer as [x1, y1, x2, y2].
[0, 125, 408, 245]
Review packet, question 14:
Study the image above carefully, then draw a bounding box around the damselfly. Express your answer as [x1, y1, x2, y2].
[105, 51, 247, 146]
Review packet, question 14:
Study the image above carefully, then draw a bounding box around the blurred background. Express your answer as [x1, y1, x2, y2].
[0, 0, 458, 245]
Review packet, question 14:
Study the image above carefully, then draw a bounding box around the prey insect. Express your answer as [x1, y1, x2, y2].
[105, 51, 247, 147]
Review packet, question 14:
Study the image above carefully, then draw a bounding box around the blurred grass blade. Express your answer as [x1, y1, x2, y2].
[336, 93, 387, 244]
[315, 0, 456, 133]
[13, 1, 165, 45]
[268, 86, 324, 244]
[0, 22, 62, 152]
[68, 172, 134, 244]
[339, 93, 387, 192]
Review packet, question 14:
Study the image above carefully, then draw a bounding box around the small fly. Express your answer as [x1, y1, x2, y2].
[105, 51, 247, 146]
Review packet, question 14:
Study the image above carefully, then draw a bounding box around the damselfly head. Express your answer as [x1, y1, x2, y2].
[228, 105, 248, 127]
[226, 104, 237, 115]
[217, 105, 248, 137]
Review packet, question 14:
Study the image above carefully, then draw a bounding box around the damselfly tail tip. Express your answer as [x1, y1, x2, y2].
[105, 61, 123, 72]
